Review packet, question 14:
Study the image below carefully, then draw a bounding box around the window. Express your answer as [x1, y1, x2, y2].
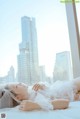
[0, 0, 75, 85]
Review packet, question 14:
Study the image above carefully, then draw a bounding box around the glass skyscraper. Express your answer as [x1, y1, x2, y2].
[17, 16, 39, 85]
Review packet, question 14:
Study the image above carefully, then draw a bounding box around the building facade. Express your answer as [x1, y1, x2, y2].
[53, 51, 73, 82]
[17, 16, 39, 85]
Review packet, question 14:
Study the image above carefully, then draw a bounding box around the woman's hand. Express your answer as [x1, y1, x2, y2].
[32, 83, 46, 91]
[19, 100, 41, 111]
[16, 94, 24, 101]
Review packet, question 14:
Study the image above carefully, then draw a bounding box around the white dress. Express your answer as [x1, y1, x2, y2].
[27, 81, 76, 110]
[49, 81, 76, 101]
[28, 86, 53, 111]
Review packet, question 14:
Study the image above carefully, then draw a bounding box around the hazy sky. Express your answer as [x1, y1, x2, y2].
[0, 0, 80, 76]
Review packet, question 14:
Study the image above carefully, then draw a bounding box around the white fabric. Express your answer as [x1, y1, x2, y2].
[28, 87, 53, 111]
[34, 93, 53, 111]
[49, 81, 75, 101]
[0, 101, 80, 119]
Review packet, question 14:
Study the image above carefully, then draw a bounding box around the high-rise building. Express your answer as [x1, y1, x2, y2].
[53, 51, 73, 82]
[0, 66, 15, 84]
[17, 16, 39, 85]
[8, 66, 15, 82]
[39, 65, 46, 82]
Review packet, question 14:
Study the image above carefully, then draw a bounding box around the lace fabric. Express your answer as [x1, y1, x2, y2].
[49, 81, 75, 101]
[28, 87, 53, 111]
[34, 93, 53, 111]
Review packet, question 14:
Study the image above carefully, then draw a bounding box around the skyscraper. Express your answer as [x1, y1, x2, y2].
[17, 16, 39, 85]
[53, 51, 72, 82]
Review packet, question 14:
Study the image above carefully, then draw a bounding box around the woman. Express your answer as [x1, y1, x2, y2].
[5, 83, 69, 111]
[6, 77, 80, 111]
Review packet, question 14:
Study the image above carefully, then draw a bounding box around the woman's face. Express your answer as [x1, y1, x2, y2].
[8, 83, 28, 95]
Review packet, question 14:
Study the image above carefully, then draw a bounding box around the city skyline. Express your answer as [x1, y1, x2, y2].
[0, 0, 80, 77]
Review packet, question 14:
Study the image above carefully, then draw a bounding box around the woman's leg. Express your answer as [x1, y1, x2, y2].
[51, 99, 69, 110]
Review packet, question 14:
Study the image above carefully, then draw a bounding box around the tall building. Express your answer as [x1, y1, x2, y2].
[17, 16, 39, 85]
[39, 65, 46, 82]
[0, 66, 15, 84]
[8, 66, 15, 82]
[53, 51, 73, 82]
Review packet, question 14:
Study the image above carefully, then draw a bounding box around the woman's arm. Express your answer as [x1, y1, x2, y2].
[19, 99, 69, 111]
[19, 100, 41, 111]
